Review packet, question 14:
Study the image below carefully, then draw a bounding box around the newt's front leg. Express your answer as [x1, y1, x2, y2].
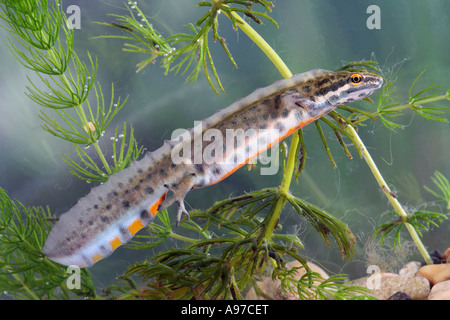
[158, 173, 197, 226]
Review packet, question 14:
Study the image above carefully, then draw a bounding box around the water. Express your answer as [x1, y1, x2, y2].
[0, 0, 448, 292]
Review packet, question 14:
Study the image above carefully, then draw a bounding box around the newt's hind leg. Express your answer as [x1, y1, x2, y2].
[158, 174, 197, 226]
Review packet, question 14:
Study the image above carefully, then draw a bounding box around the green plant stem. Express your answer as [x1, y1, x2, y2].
[231, 12, 292, 79]
[224, 11, 295, 241]
[92, 142, 112, 174]
[40, 22, 113, 176]
[225, 10, 434, 264]
[169, 231, 198, 243]
[355, 94, 449, 124]
[227, 10, 296, 194]
[227, 11, 292, 79]
[345, 125, 433, 265]
[56, 72, 112, 174]
[4, 266, 40, 300]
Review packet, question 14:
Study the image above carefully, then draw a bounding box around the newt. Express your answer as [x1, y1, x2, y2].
[43, 69, 383, 267]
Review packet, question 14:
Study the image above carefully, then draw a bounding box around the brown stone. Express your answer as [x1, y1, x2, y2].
[399, 261, 421, 278]
[442, 248, 450, 264]
[428, 280, 450, 300]
[245, 261, 329, 300]
[350, 273, 397, 288]
[417, 263, 450, 286]
[284, 260, 329, 280]
[387, 292, 412, 300]
[350, 273, 430, 300]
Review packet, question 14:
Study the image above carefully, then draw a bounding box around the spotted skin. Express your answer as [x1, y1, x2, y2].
[43, 69, 383, 267]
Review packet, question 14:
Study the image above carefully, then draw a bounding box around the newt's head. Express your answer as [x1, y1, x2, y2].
[324, 71, 383, 106]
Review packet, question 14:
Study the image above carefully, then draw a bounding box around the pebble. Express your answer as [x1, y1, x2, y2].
[399, 261, 421, 278]
[284, 260, 329, 280]
[417, 263, 450, 286]
[245, 261, 329, 300]
[350, 273, 430, 300]
[428, 280, 450, 300]
[387, 292, 412, 300]
[245, 254, 450, 300]
[442, 248, 450, 264]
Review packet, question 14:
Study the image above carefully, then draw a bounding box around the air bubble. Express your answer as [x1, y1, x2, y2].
[118, 134, 125, 138]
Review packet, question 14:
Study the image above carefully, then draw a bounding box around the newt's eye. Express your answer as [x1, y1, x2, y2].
[350, 73, 363, 85]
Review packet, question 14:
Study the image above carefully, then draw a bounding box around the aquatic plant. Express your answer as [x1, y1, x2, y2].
[0, 0, 448, 300]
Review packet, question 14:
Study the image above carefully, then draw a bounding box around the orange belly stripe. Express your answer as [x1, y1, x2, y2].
[92, 253, 103, 263]
[214, 118, 317, 185]
[128, 219, 144, 235]
[110, 236, 122, 250]
[150, 193, 167, 215]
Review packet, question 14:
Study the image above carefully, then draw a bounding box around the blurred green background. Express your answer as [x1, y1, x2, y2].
[0, 0, 448, 286]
